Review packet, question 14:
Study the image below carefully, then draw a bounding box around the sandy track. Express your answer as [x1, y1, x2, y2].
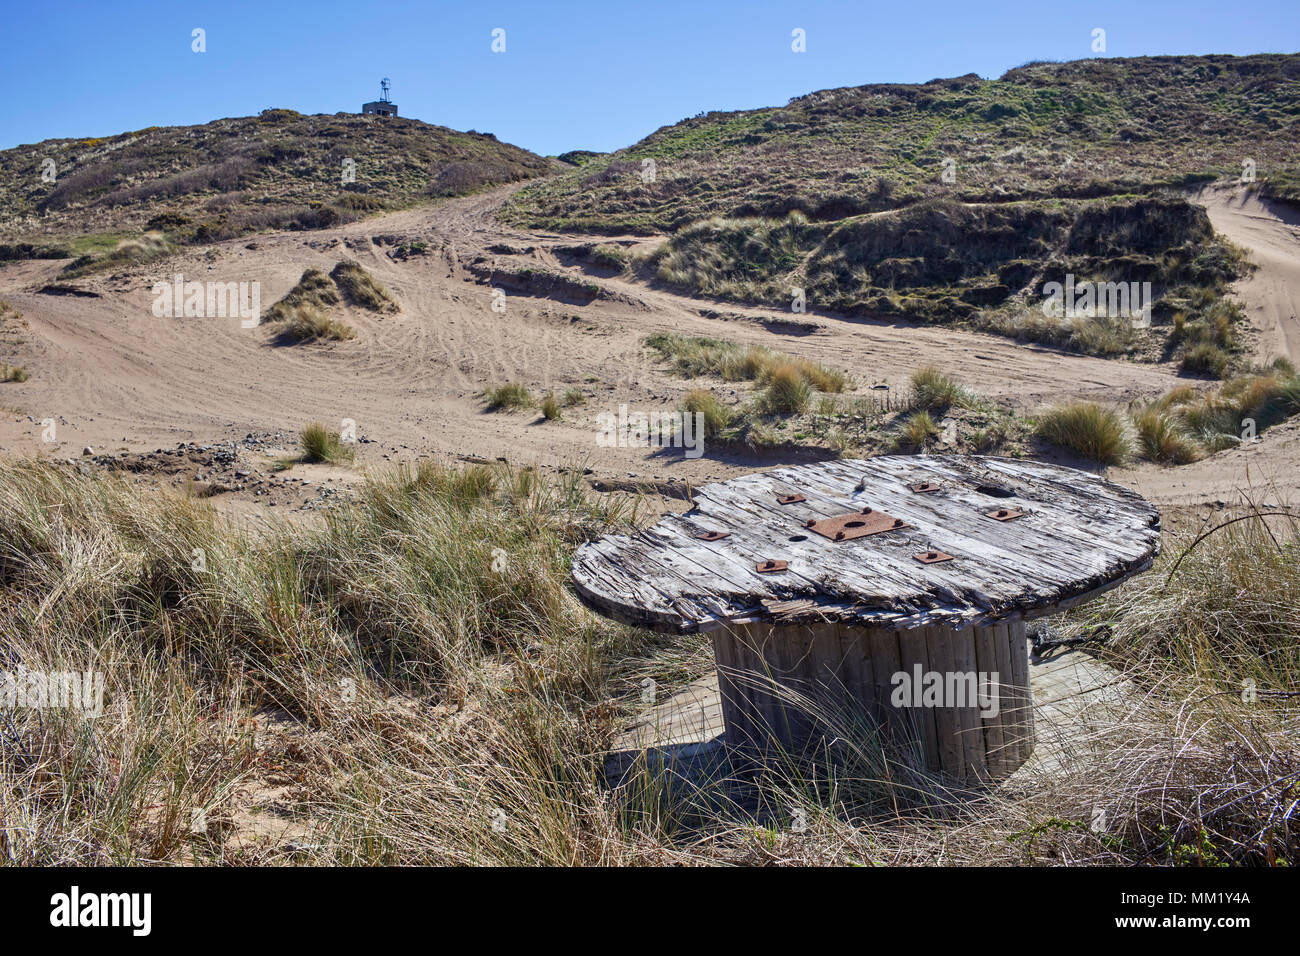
[0, 183, 1294, 503]
[1111, 186, 1300, 506]
[1198, 184, 1300, 365]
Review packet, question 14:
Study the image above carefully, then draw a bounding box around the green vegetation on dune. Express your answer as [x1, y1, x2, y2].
[506, 55, 1300, 234]
[0, 110, 554, 252]
[648, 193, 1248, 368]
[484, 382, 534, 411]
[504, 54, 1295, 376]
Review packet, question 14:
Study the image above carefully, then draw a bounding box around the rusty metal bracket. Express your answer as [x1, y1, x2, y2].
[908, 481, 941, 494]
[694, 530, 730, 541]
[985, 507, 1026, 521]
[807, 508, 909, 542]
[776, 494, 805, 505]
[755, 559, 788, 573]
[913, 550, 953, 564]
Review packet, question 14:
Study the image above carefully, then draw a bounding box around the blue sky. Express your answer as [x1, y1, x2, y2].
[1, 0, 1296, 155]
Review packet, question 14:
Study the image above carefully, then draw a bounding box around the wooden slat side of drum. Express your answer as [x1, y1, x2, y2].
[712, 619, 1033, 781]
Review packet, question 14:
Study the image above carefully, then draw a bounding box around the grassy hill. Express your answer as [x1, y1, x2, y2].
[0, 109, 556, 250]
[504, 55, 1299, 372]
[506, 54, 1300, 233]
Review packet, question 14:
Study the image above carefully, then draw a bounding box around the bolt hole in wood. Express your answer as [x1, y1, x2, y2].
[571, 456, 1160, 784]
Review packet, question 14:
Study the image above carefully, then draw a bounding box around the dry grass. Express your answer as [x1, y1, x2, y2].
[784, 357, 849, 394]
[680, 388, 733, 438]
[540, 392, 561, 421]
[0, 459, 649, 864]
[0, 460, 1293, 865]
[269, 303, 355, 343]
[645, 334, 849, 393]
[909, 366, 974, 411]
[330, 260, 398, 313]
[1034, 401, 1133, 464]
[1131, 407, 1204, 464]
[299, 423, 355, 464]
[485, 383, 533, 411]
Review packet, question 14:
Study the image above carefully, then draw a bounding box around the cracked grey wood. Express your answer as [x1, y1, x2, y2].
[578, 456, 1158, 781]
[573, 456, 1161, 634]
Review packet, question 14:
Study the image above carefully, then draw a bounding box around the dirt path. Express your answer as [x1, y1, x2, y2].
[1109, 186, 1300, 507]
[1197, 184, 1300, 364]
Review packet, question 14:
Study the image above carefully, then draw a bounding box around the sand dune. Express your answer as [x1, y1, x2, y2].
[1, 182, 1297, 507]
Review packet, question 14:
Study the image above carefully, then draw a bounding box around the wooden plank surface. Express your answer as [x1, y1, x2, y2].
[573, 455, 1160, 633]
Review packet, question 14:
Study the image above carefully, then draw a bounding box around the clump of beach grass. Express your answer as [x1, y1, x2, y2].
[680, 388, 733, 438]
[485, 382, 533, 411]
[1034, 401, 1133, 465]
[890, 409, 940, 452]
[261, 268, 339, 323]
[270, 302, 356, 342]
[541, 392, 561, 421]
[1131, 406, 1204, 464]
[299, 422, 355, 463]
[909, 366, 974, 411]
[760, 362, 812, 415]
[260, 268, 354, 342]
[331, 259, 398, 312]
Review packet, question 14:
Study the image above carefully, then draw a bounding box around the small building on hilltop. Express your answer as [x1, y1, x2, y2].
[362, 78, 398, 117]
